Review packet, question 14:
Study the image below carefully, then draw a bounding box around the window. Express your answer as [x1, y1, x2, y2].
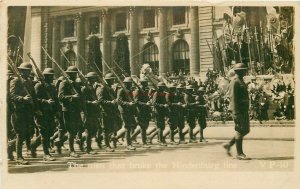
[142, 42, 159, 75]
[173, 7, 186, 25]
[173, 40, 189, 74]
[64, 50, 76, 69]
[116, 12, 127, 31]
[143, 9, 155, 28]
[89, 17, 100, 34]
[64, 20, 75, 37]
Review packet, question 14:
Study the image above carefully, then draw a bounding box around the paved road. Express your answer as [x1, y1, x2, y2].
[7, 138, 294, 173]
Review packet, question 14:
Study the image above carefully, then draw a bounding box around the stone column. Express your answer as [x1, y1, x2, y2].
[101, 9, 111, 74]
[129, 7, 139, 76]
[190, 6, 200, 77]
[158, 7, 168, 76]
[51, 17, 59, 74]
[75, 12, 86, 73]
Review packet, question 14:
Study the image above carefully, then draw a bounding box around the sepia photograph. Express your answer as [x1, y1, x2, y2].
[1, 1, 299, 188]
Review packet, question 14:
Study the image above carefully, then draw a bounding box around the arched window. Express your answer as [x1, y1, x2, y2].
[173, 39, 189, 75]
[64, 50, 77, 69]
[142, 42, 159, 75]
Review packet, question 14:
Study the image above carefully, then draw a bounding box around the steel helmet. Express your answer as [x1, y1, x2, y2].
[104, 73, 115, 80]
[186, 85, 194, 90]
[140, 77, 148, 83]
[42, 68, 55, 75]
[123, 77, 133, 83]
[157, 82, 166, 87]
[75, 77, 82, 83]
[198, 87, 205, 92]
[65, 66, 78, 73]
[17, 62, 32, 70]
[168, 83, 177, 88]
[85, 72, 98, 78]
[176, 84, 185, 89]
[233, 63, 248, 71]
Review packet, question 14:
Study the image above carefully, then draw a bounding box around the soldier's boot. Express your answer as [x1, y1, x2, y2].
[7, 139, 16, 161]
[193, 127, 200, 139]
[178, 128, 187, 144]
[55, 135, 68, 154]
[69, 135, 79, 158]
[131, 127, 141, 144]
[43, 154, 56, 161]
[30, 135, 41, 158]
[189, 129, 197, 143]
[163, 128, 170, 139]
[158, 129, 167, 146]
[16, 157, 29, 165]
[223, 137, 235, 157]
[96, 132, 103, 149]
[76, 134, 85, 152]
[237, 138, 251, 160]
[169, 130, 178, 145]
[16, 136, 29, 165]
[50, 131, 59, 148]
[147, 130, 158, 144]
[199, 128, 207, 142]
[86, 134, 97, 155]
[125, 128, 136, 151]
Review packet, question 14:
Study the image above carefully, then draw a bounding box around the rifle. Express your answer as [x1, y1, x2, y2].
[77, 52, 117, 101]
[41, 46, 78, 95]
[102, 59, 133, 102]
[112, 59, 145, 93]
[27, 52, 53, 99]
[7, 56, 41, 115]
[259, 21, 266, 72]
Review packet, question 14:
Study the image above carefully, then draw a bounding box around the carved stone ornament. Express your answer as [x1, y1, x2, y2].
[146, 31, 153, 41]
[175, 28, 184, 38]
[66, 41, 73, 50]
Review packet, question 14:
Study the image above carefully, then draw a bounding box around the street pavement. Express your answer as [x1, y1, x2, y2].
[7, 130, 294, 173]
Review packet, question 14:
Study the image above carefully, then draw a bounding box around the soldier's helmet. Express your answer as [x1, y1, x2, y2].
[227, 69, 236, 77]
[42, 68, 55, 75]
[123, 77, 133, 83]
[233, 63, 248, 71]
[17, 62, 32, 70]
[157, 82, 166, 87]
[75, 77, 82, 83]
[140, 77, 148, 83]
[168, 83, 177, 88]
[176, 83, 185, 89]
[198, 87, 205, 92]
[186, 85, 194, 90]
[65, 66, 78, 73]
[85, 72, 98, 78]
[104, 73, 115, 80]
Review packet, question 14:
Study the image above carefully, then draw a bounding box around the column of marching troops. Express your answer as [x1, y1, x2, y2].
[7, 62, 210, 165]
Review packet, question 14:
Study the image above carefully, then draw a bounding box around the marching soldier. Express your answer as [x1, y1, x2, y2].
[223, 63, 251, 160]
[165, 83, 180, 145]
[184, 85, 198, 143]
[7, 69, 16, 161]
[195, 87, 208, 142]
[152, 82, 168, 146]
[58, 66, 83, 158]
[81, 72, 101, 154]
[33, 68, 58, 161]
[176, 84, 188, 144]
[10, 62, 37, 165]
[97, 73, 118, 152]
[117, 77, 136, 150]
[132, 78, 152, 148]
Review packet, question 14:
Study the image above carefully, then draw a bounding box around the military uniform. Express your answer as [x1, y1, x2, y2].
[34, 68, 58, 161]
[165, 83, 180, 144]
[96, 73, 119, 151]
[10, 63, 36, 164]
[58, 66, 82, 157]
[81, 72, 101, 154]
[152, 82, 168, 145]
[184, 86, 198, 143]
[195, 87, 208, 142]
[7, 71, 16, 160]
[132, 80, 152, 146]
[176, 84, 186, 143]
[117, 77, 136, 150]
